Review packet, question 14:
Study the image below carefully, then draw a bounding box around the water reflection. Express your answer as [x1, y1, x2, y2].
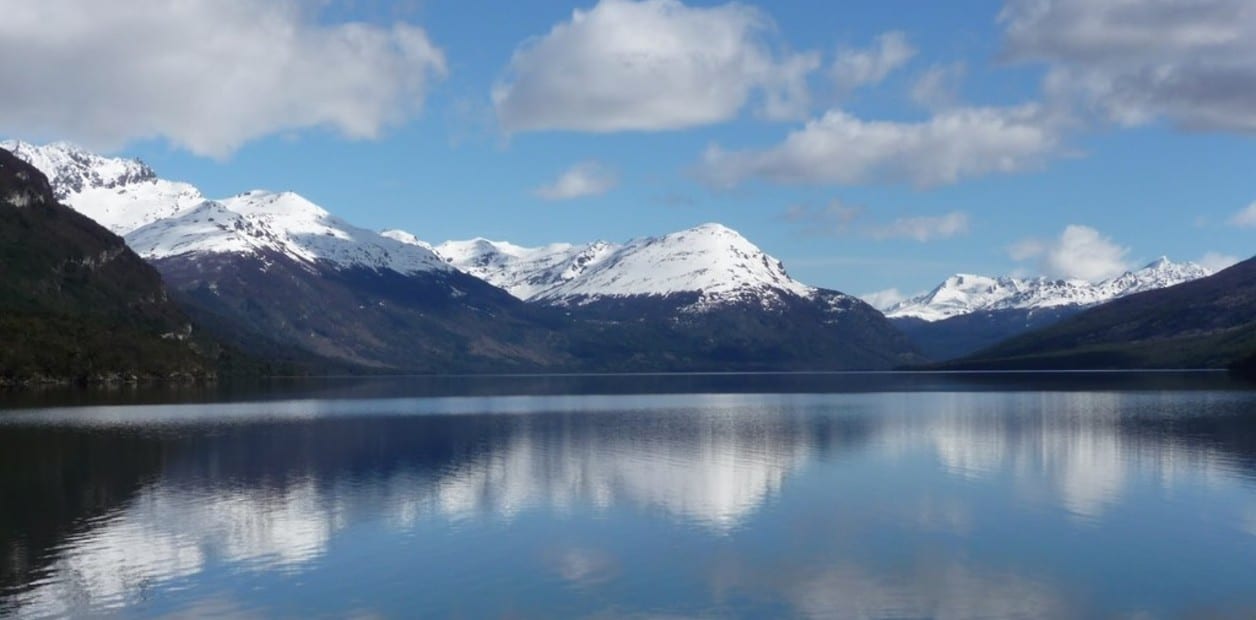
[2, 386, 1256, 618]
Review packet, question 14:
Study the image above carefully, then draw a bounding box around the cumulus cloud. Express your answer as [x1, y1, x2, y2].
[1197, 251, 1240, 272]
[492, 0, 820, 133]
[534, 161, 618, 200]
[911, 63, 967, 110]
[866, 211, 970, 242]
[697, 105, 1060, 188]
[860, 288, 908, 310]
[0, 0, 446, 158]
[831, 31, 917, 93]
[1009, 225, 1130, 281]
[1001, 0, 1256, 133]
[1230, 201, 1256, 227]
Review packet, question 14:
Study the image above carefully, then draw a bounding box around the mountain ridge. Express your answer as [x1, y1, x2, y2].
[7, 140, 919, 372]
[882, 258, 1212, 322]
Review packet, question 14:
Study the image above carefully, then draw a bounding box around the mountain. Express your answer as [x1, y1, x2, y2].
[946, 257, 1256, 369]
[0, 147, 220, 384]
[428, 224, 922, 370]
[878, 259, 1212, 360]
[0, 140, 204, 235]
[6, 141, 565, 372]
[11, 141, 918, 371]
[884, 258, 1211, 322]
[123, 191, 568, 372]
[434, 237, 616, 301]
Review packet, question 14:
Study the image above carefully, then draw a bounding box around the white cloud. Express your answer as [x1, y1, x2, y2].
[1197, 251, 1240, 272]
[860, 288, 907, 310]
[911, 63, 967, 110]
[534, 161, 618, 200]
[0, 0, 446, 158]
[1001, 0, 1256, 133]
[831, 31, 916, 93]
[697, 105, 1060, 188]
[1230, 201, 1256, 227]
[866, 211, 970, 242]
[492, 0, 819, 133]
[1009, 225, 1130, 281]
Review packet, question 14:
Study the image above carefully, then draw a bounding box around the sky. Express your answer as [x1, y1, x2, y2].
[1, 0, 1254, 302]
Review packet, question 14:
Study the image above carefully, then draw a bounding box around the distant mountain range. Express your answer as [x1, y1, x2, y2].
[882, 259, 1212, 322]
[874, 260, 1213, 360]
[945, 257, 1256, 370]
[2, 141, 918, 373]
[6, 139, 1247, 376]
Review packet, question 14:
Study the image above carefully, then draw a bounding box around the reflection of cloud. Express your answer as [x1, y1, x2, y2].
[544, 546, 619, 586]
[17, 520, 205, 618]
[430, 414, 811, 531]
[789, 563, 1072, 619]
[7, 406, 816, 617]
[10, 480, 333, 617]
[876, 391, 1244, 522]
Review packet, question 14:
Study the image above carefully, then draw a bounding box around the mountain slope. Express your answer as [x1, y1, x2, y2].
[885, 259, 1211, 322]
[6, 142, 567, 372]
[433, 237, 615, 300]
[880, 259, 1212, 360]
[0, 140, 204, 235]
[437, 223, 818, 308]
[946, 257, 1256, 369]
[433, 224, 921, 370]
[0, 147, 218, 384]
[11, 141, 918, 372]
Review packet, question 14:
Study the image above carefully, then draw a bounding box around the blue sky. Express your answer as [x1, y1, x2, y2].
[2, 0, 1253, 300]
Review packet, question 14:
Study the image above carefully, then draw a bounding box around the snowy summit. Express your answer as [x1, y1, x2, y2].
[6, 142, 450, 275]
[882, 258, 1213, 322]
[428, 223, 820, 310]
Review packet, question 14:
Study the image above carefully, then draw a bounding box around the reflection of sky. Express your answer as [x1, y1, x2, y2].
[5, 389, 1256, 618]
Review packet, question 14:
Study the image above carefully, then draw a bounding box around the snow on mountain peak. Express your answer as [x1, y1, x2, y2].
[537, 223, 816, 308]
[435, 237, 615, 300]
[436, 223, 818, 309]
[126, 189, 451, 274]
[2, 139, 204, 235]
[5, 141, 449, 275]
[380, 229, 434, 251]
[884, 258, 1212, 322]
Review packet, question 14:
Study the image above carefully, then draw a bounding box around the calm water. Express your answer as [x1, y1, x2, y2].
[2, 373, 1255, 619]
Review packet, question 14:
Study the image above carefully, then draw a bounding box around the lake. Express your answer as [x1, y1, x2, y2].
[2, 372, 1255, 618]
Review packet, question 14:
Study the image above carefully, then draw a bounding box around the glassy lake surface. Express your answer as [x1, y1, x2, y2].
[2, 372, 1255, 619]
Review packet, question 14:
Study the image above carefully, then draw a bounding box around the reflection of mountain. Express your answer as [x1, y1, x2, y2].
[1, 405, 859, 615]
[879, 391, 1256, 519]
[0, 427, 167, 601]
[429, 406, 818, 529]
[4, 388, 1256, 617]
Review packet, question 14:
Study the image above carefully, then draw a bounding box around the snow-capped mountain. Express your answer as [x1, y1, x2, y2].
[430, 223, 817, 311]
[883, 258, 1212, 322]
[420, 223, 922, 369]
[431, 237, 616, 300]
[3, 140, 920, 371]
[1, 140, 204, 235]
[6, 141, 449, 276]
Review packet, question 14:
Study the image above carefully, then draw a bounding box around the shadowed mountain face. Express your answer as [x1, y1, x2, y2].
[151, 251, 574, 372]
[891, 307, 1086, 362]
[946, 257, 1256, 369]
[0, 148, 216, 384]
